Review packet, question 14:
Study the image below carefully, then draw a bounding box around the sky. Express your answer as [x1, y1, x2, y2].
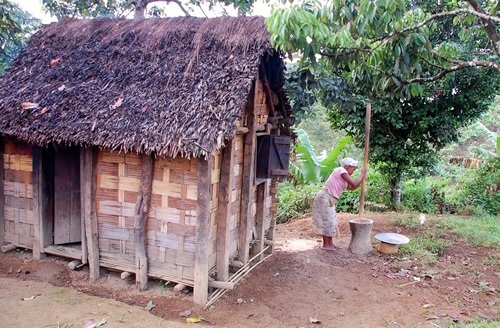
[12, 0, 273, 23]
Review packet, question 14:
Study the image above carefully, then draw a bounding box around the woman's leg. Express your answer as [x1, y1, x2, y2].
[322, 236, 338, 250]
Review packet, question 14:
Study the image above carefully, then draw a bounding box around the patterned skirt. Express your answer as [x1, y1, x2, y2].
[312, 189, 338, 237]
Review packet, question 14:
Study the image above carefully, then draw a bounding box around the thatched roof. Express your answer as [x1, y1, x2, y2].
[0, 16, 289, 158]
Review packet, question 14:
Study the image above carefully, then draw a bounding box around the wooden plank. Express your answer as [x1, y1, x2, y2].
[238, 78, 257, 264]
[80, 149, 88, 264]
[252, 181, 266, 261]
[216, 139, 235, 281]
[266, 180, 278, 253]
[32, 146, 52, 260]
[0, 137, 4, 247]
[44, 244, 82, 260]
[82, 147, 100, 281]
[193, 156, 211, 305]
[134, 154, 154, 291]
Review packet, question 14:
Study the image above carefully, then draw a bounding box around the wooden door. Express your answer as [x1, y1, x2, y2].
[53, 147, 81, 245]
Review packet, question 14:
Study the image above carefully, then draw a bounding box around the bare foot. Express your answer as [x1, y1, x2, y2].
[321, 245, 339, 251]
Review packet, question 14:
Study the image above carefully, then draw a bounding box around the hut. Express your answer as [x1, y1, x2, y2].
[0, 17, 293, 305]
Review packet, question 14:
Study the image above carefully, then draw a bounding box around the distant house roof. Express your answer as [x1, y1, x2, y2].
[0, 16, 289, 158]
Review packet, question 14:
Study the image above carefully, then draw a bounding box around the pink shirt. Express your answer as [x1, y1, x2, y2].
[324, 167, 348, 199]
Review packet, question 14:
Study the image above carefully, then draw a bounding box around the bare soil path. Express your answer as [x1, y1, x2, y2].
[0, 213, 498, 327]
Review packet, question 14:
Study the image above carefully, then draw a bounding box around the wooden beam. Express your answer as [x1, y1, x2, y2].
[216, 139, 235, 281]
[32, 146, 52, 260]
[238, 78, 257, 264]
[252, 182, 266, 261]
[266, 179, 278, 254]
[81, 147, 100, 281]
[79, 148, 88, 265]
[134, 154, 154, 291]
[193, 156, 211, 305]
[0, 137, 4, 248]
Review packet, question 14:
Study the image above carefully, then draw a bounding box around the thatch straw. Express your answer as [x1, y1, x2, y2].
[0, 16, 287, 158]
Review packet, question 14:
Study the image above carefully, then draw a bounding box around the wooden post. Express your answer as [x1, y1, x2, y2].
[134, 154, 154, 291]
[79, 148, 88, 265]
[194, 156, 211, 305]
[0, 137, 4, 247]
[32, 146, 52, 260]
[252, 181, 266, 261]
[359, 103, 371, 217]
[82, 147, 100, 281]
[216, 139, 235, 281]
[238, 79, 257, 264]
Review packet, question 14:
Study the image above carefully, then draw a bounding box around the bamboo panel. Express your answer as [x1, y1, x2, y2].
[96, 188, 119, 201]
[99, 223, 133, 241]
[4, 206, 34, 224]
[98, 200, 135, 217]
[99, 174, 140, 192]
[183, 235, 196, 253]
[152, 180, 181, 197]
[4, 195, 32, 209]
[167, 197, 197, 210]
[150, 206, 180, 223]
[100, 152, 141, 165]
[3, 169, 32, 184]
[99, 252, 135, 271]
[3, 181, 33, 198]
[169, 169, 198, 185]
[3, 154, 33, 172]
[96, 161, 119, 175]
[4, 231, 18, 244]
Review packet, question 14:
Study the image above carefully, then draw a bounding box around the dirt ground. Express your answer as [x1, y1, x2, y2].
[0, 213, 498, 327]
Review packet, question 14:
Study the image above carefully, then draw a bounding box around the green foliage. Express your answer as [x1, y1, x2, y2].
[457, 157, 499, 216]
[0, 1, 40, 73]
[42, 0, 260, 19]
[267, 0, 499, 99]
[276, 181, 321, 224]
[290, 128, 352, 184]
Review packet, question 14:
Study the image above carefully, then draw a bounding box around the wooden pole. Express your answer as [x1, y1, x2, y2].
[193, 156, 211, 305]
[134, 154, 154, 291]
[0, 137, 4, 248]
[359, 103, 371, 217]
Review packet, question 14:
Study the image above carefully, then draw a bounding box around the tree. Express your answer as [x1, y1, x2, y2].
[41, 0, 261, 19]
[0, 1, 41, 73]
[267, 0, 499, 208]
[267, 0, 499, 99]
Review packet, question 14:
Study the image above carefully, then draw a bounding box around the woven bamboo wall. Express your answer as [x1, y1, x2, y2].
[208, 151, 222, 274]
[228, 134, 244, 257]
[96, 150, 223, 285]
[2, 138, 34, 248]
[255, 83, 269, 126]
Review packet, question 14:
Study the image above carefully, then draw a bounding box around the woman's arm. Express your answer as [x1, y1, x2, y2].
[342, 169, 367, 190]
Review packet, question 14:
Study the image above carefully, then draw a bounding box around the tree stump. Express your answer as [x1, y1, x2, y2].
[348, 218, 373, 255]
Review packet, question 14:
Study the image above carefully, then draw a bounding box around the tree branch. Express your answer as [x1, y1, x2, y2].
[403, 59, 500, 84]
[375, 7, 500, 42]
[466, 0, 500, 55]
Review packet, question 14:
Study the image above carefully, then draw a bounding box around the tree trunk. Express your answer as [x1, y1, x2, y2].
[389, 174, 403, 210]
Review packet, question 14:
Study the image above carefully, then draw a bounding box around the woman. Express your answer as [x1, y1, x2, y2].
[312, 157, 367, 251]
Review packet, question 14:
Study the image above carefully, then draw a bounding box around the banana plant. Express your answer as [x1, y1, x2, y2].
[471, 122, 499, 158]
[289, 128, 352, 184]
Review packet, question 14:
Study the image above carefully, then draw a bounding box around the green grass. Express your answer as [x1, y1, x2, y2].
[442, 215, 500, 247]
[450, 320, 500, 328]
[393, 214, 498, 266]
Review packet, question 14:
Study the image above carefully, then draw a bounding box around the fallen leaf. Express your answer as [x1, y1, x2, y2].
[50, 57, 62, 67]
[111, 97, 123, 109]
[422, 303, 433, 308]
[179, 309, 192, 317]
[21, 102, 38, 110]
[237, 298, 244, 304]
[144, 300, 156, 312]
[309, 316, 321, 324]
[186, 317, 202, 323]
[426, 314, 440, 320]
[273, 272, 280, 277]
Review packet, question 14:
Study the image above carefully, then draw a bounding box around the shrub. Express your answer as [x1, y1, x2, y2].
[276, 181, 322, 224]
[456, 157, 499, 216]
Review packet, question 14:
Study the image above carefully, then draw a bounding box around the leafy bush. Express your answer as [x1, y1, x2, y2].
[456, 157, 499, 216]
[276, 181, 322, 224]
